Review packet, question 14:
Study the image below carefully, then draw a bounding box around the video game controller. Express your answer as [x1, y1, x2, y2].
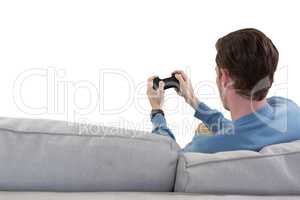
[153, 73, 180, 91]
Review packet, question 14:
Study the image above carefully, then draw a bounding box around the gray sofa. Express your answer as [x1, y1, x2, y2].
[0, 117, 300, 199]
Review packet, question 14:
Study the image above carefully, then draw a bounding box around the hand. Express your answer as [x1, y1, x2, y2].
[146, 76, 165, 110]
[173, 70, 199, 109]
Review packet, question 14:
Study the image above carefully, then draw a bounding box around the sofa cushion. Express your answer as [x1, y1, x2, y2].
[174, 140, 300, 195]
[0, 117, 180, 192]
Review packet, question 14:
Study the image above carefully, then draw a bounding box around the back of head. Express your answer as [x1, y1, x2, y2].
[215, 28, 279, 101]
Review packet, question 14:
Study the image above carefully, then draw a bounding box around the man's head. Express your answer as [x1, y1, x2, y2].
[215, 28, 279, 109]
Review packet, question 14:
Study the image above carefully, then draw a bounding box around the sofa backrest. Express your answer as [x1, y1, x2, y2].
[0, 117, 180, 192]
[175, 140, 300, 195]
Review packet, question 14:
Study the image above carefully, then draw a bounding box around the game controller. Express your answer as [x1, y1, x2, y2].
[153, 73, 180, 91]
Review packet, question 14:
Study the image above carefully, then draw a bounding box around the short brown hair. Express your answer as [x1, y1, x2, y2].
[215, 28, 279, 100]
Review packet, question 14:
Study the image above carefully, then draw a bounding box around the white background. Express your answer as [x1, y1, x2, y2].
[0, 0, 299, 147]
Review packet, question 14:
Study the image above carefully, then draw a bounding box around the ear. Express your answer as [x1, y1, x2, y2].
[219, 68, 232, 88]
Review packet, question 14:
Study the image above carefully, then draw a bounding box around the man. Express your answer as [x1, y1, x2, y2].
[147, 28, 300, 153]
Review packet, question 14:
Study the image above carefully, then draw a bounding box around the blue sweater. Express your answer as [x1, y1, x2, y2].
[151, 96, 300, 153]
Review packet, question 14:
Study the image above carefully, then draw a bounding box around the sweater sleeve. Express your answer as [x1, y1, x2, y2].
[194, 102, 233, 135]
[151, 113, 176, 140]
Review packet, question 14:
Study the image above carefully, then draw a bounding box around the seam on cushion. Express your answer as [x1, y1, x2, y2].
[167, 140, 180, 192]
[171, 152, 180, 192]
[0, 127, 172, 145]
[181, 155, 190, 192]
[186, 151, 300, 168]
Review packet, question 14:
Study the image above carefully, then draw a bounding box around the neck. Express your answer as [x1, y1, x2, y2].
[227, 94, 267, 121]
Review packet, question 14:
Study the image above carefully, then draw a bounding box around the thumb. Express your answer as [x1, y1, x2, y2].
[158, 81, 165, 94]
[175, 74, 185, 85]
